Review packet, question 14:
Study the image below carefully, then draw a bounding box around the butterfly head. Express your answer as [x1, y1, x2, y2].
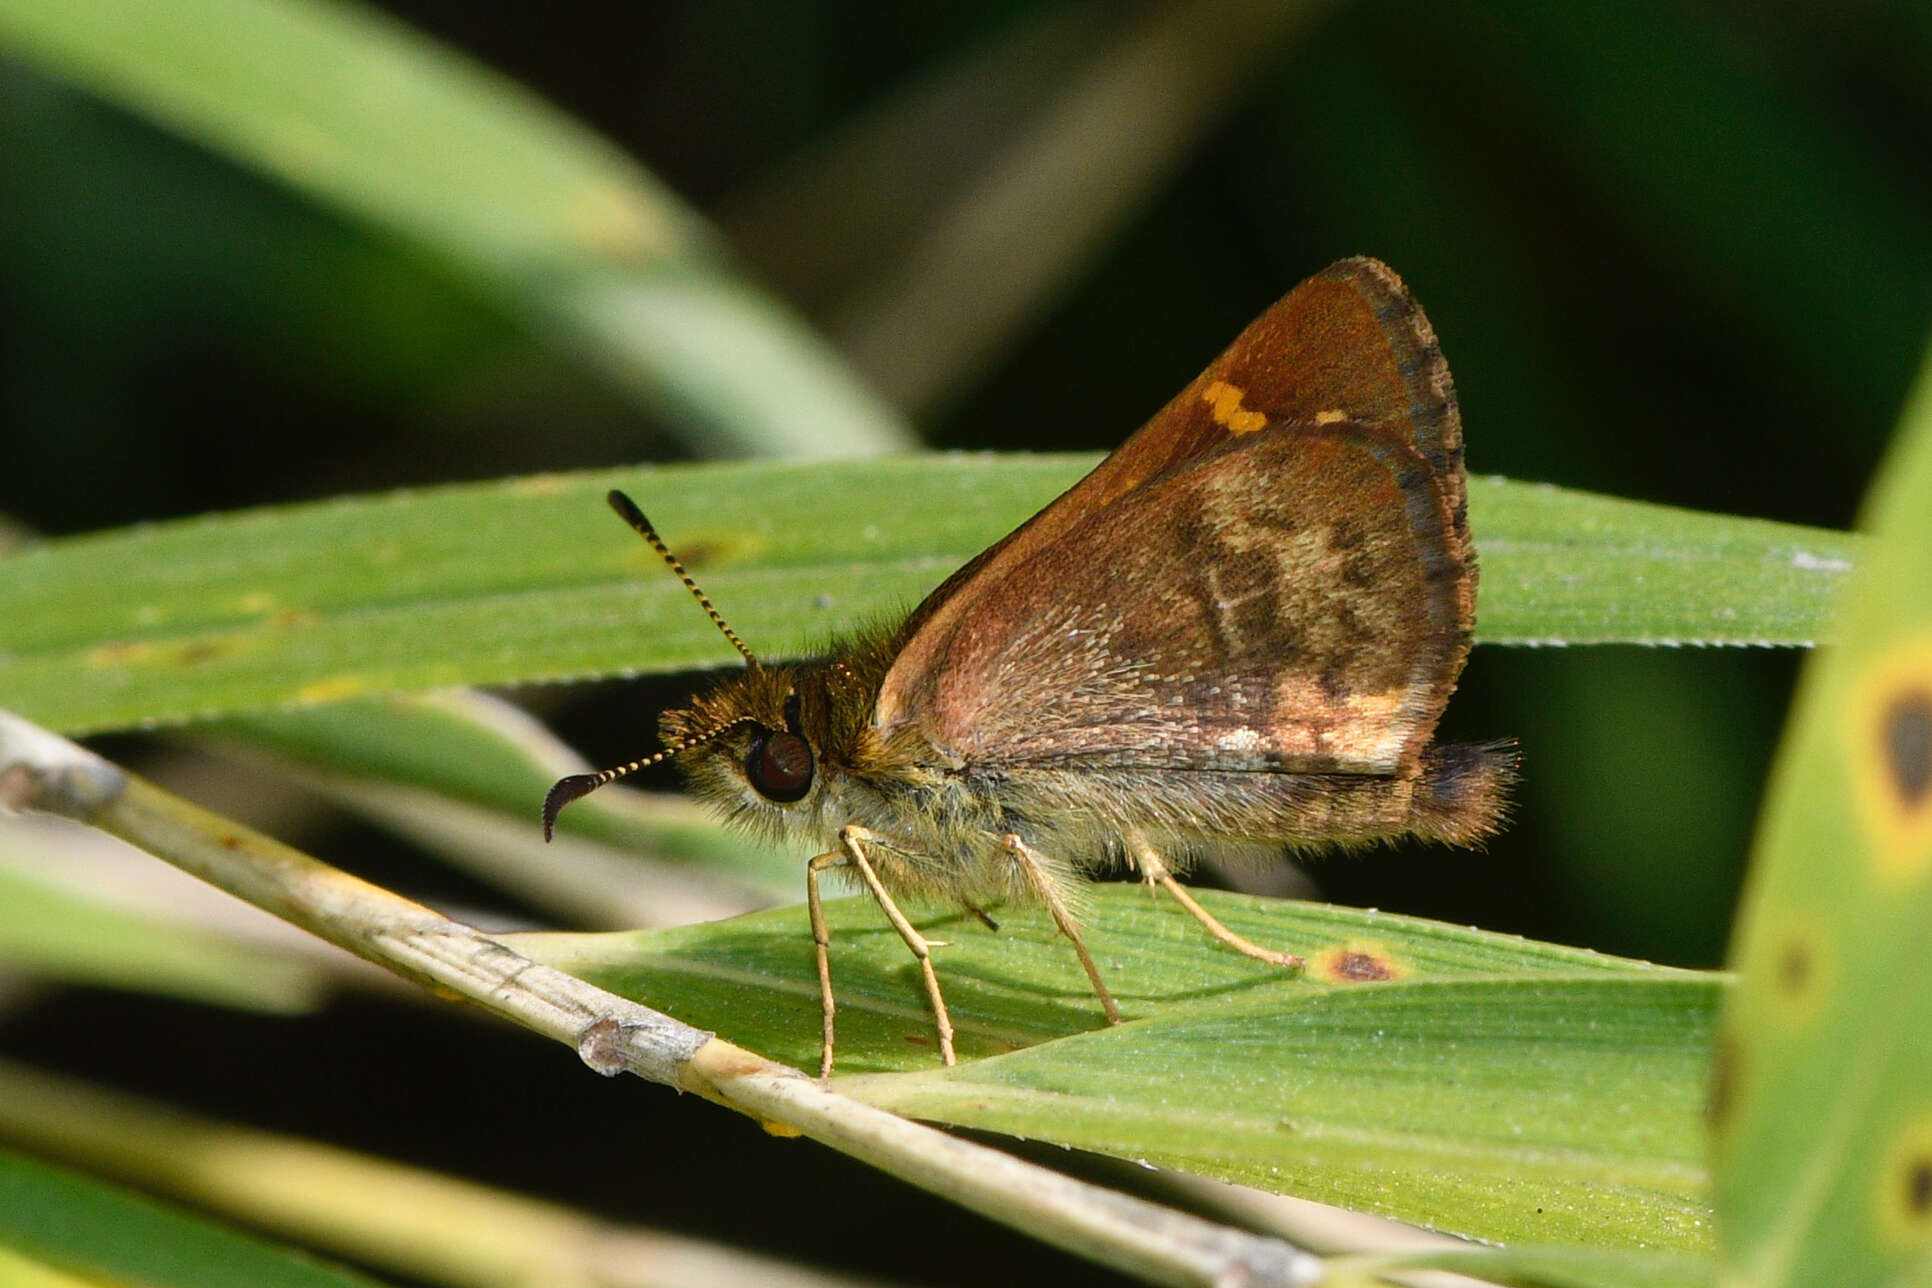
[657, 662, 827, 836]
[543, 491, 895, 843]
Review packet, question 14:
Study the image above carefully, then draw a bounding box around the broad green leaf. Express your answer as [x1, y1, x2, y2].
[0, 0, 910, 458]
[514, 887, 1716, 1250]
[0, 1147, 378, 1288]
[1713, 346, 1932, 1277]
[1470, 478, 1855, 647]
[0, 462, 1858, 734]
[853, 977, 1714, 1252]
[517, 885, 1678, 1072]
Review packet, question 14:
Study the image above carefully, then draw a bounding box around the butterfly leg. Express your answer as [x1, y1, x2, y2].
[804, 850, 847, 1078]
[810, 825, 958, 1076]
[1000, 834, 1121, 1025]
[1127, 833, 1304, 970]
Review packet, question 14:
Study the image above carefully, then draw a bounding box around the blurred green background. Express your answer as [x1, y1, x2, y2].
[2, 1, 1928, 1282]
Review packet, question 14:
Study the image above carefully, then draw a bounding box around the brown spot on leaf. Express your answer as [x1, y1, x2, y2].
[1884, 689, 1932, 810]
[1851, 661, 1932, 880]
[671, 539, 724, 567]
[1754, 924, 1826, 1022]
[1778, 941, 1810, 995]
[1874, 1119, 1932, 1240]
[1910, 1157, 1932, 1218]
[1332, 952, 1393, 981]
[1313, 945, 1399, 982]
[87, 640, 154, 665]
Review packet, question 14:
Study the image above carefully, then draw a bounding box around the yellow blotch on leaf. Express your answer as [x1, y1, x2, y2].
[296, 675, 368, 704]
[88, 639, 157, 666]
[1875, 1112, 1932, 1248]
[1312, 942, 1404, 982]
[1848, 637, 1932, 883]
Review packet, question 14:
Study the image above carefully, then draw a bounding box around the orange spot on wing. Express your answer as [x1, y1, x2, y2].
[1201, 380, 1268, 435]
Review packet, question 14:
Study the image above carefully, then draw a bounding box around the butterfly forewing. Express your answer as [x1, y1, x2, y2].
[876, 257, 1473, 775]
[894, 421, 1466, 773]
[1229, 256, 1469, 544]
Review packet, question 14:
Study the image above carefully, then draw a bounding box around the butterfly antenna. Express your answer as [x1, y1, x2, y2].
[605, 489, 757, 666]
[543, 715, 756, 840]
[544, 492, 764, 838]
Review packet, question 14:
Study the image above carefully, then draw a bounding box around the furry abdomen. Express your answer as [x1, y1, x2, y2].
[806, 738, 1516, 909]
[947, 739, 1514, 872]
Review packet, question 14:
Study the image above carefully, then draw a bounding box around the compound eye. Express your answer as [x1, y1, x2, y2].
[746, 727, 813, 802]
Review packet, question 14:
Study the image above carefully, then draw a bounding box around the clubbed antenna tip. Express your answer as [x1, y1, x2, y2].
[604, 489, 757, 666]
[541, 715, 759, 838]
[605, 488, 649, 531]
[541, 773, 603, 841]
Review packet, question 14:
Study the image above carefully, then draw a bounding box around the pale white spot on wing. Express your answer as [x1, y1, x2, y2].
[1216, 728, 1263, 753]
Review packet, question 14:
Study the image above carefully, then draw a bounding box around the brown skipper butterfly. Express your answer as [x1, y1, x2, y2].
[545, 257, 1514, 1075]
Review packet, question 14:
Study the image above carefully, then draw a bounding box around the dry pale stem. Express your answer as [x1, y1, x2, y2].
[0, 710, 1322, 1288]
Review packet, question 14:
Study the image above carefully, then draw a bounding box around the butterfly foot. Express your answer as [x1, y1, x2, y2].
[1131, 835, 1305, 972]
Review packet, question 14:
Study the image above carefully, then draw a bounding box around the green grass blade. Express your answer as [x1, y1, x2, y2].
[0, 860, 323, 1012]
[852, 977, 1713, 1252]
[513, 887, 1715, 1251]
[0, 462, 1857, 735]
[0, 0, 911, 458]
[516, 887, 1678, 1076]
[1713, 323, 1932, 1278]
[1471, 477, 1856, 646]
[218, 691, 800, 898]
[0, 1147, 379, 1288]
